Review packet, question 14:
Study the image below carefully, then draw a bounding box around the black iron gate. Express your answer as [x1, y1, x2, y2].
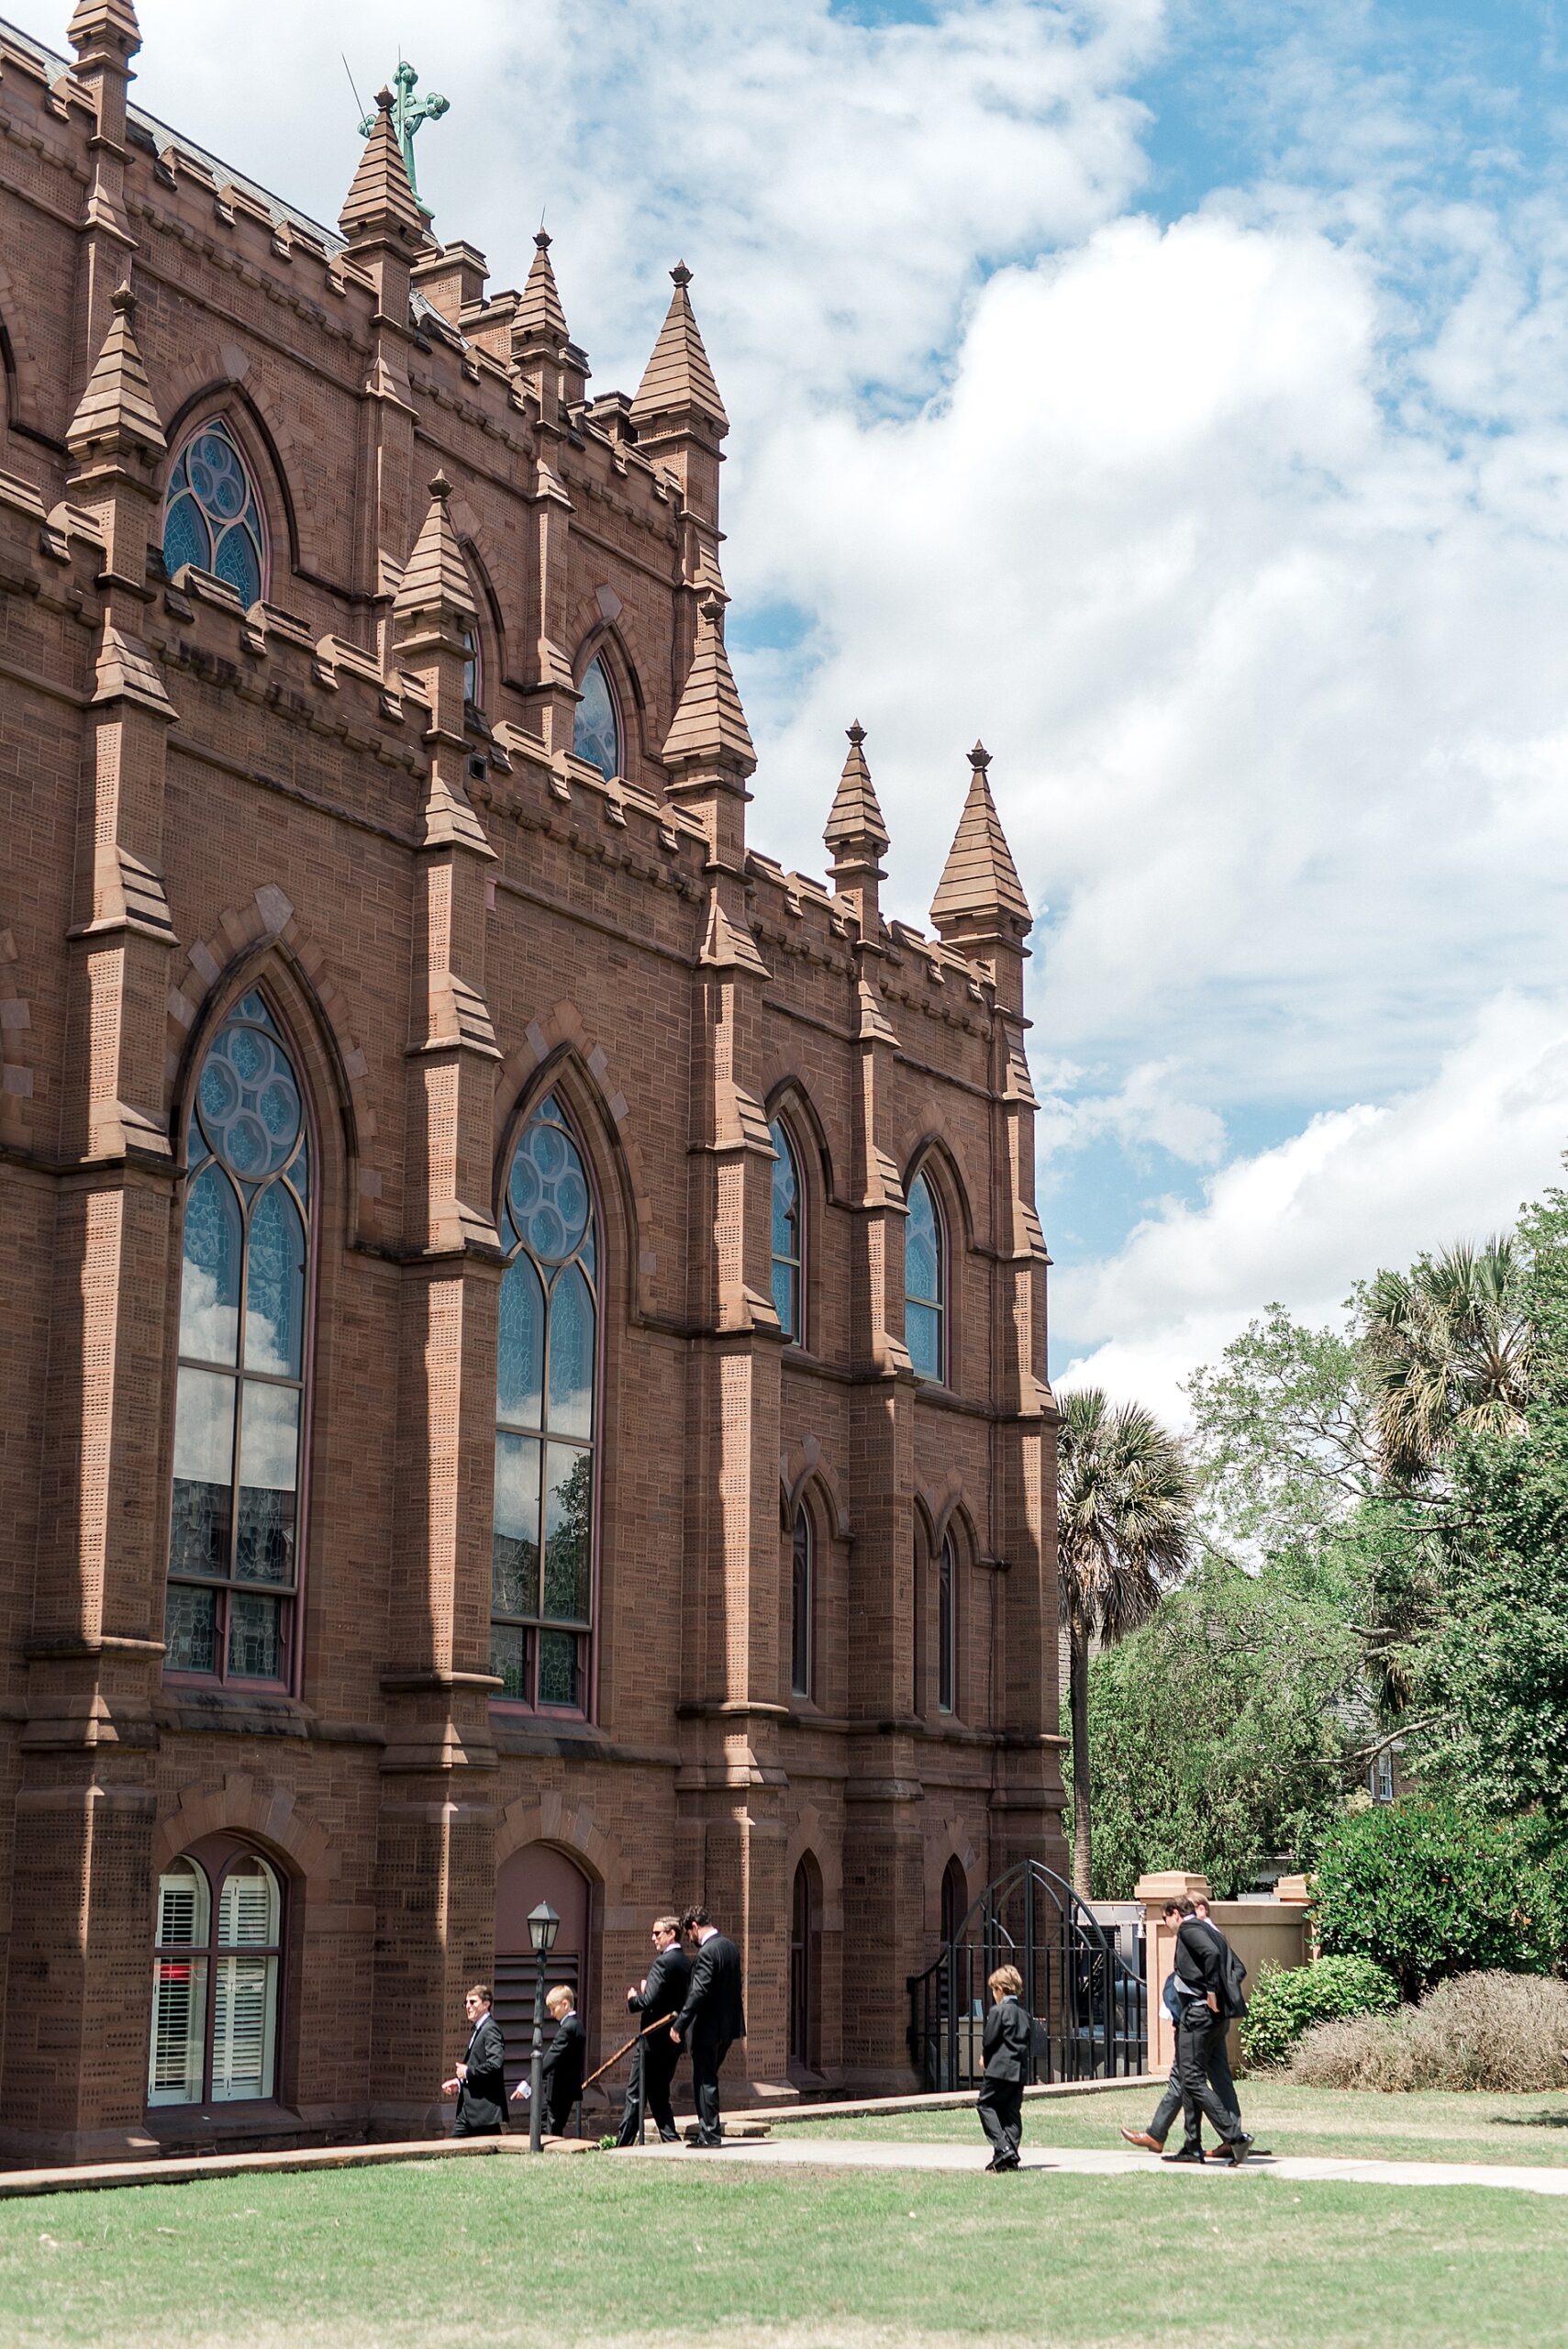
[906, 1859, 1147, 2090]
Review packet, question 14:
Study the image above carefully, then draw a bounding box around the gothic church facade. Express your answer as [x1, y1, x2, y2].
[0, 0, 1063, 2163]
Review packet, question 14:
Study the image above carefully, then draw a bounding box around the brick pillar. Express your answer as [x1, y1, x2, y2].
[839, 947, 927, 2091]
[372, 478, 504, 2133]
[929, 748, 1065, 1880]
[1, 284, 176, 2163]
[662, 578, 789, 2096]
[338, 86, 426, 636]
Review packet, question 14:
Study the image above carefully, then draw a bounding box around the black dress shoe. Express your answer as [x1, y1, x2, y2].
[1161, 2145, 1207, 2164]
[659, 2130, 681, 2143]
[1218, 2134, 1255, 2165]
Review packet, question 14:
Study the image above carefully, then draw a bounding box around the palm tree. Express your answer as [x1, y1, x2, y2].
[1361, 1238, 1531, 1483]
[1056, 1388, 1196, 1898]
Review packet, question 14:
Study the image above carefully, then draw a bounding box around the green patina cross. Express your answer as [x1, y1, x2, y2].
[360, 61, 449, 215]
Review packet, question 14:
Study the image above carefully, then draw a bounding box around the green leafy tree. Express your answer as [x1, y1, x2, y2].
[1185, 1302, 1375, 1562]
[1078, 1550, 1361, 1898]
[1185, 1305, 1443, 1727]
[1056, 1389, 1195, 1898]
[1418, 1197, 1568, 1815]
[1362, 1238, 1532, 1483]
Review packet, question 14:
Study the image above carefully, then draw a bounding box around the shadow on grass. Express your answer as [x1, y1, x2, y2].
[1494, 2112, 1568, 2131]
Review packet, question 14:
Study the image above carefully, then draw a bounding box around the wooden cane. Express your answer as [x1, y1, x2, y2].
[580, 2013, 676, 2094]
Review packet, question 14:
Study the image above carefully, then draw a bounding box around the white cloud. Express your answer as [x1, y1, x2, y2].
[130, 0, 1161, 422]
[1039, 1054, 1226, 1166]
[739, 199, 1568, 1125]
[1051, 989, 1568, 1422]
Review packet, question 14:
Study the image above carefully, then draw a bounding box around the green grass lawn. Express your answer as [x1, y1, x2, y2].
[784, 2079, 1568, 2166]
[2, 2154, 1567, 2349]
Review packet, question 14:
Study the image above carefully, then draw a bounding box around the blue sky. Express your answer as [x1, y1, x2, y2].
[103, 0, 1568, 1410]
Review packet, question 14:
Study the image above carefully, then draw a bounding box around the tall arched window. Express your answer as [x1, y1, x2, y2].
[769, 1118, 804, 1341]
[149, 1846, 284, 2109]
[790, 1505, 813, 1700]
[493, 1093, 598, 1713]
[462, 621, 482, 709]
[789, 1854, 822, 2074]
[937, 1531, 956, 1715]
[162, 419, 267, 606]
[573, 656, 621, 780]
[940, 1855, 967, 1948]
[905, 1169, 945, 1382]
[167, 992, 310, 1688]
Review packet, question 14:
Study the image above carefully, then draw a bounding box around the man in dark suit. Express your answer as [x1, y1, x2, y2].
[1121, 1899, 1189, 2154]
[1191, 1896, 1261, 2146]
[977, 1964, 1031, 2172]
[617, 1914, 691, 2147]
[1170, 1901, 1253, 2166]
[441, 1984, 507, 2137]
[671, 1903, 745, 2147]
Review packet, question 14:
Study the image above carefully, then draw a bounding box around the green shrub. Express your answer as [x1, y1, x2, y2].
[1239, 1955, 1399, 2072]
[1311, 1798, 1562, 1998]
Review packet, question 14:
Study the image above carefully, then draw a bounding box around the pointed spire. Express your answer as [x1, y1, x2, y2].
[516, 228, 568, 343]
[68, 0, 141, 61]
[930, 742, 1030, 931]
[825, 720, 889, 858]
[395, 473, 476, 624]
[67, 283, 165, 462]
[662, 569, 754, 774]
[631, 262, 728, 439]
[339, 84, 427, 248]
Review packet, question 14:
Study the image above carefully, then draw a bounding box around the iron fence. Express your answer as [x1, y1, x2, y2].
[906, 1858, 1147, 2090]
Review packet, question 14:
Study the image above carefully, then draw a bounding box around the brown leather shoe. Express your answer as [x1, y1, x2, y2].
[1119, 2129, 1164, 2152]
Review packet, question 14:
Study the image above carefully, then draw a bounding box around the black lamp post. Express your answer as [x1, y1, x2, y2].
[527, 1899, 560, 2154]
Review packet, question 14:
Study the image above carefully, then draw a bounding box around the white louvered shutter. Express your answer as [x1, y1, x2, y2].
[212, 1863, 279, 2101]
[149, 1865, 210, 2106]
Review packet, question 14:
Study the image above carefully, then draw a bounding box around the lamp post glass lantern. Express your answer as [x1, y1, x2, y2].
[528, 1900, 560, 2152]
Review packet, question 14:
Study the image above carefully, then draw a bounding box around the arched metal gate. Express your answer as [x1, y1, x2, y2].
[906, 1859, 1147, 2090]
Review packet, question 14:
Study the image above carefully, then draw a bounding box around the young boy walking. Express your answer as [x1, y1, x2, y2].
[977, 1964, 1031, 2172]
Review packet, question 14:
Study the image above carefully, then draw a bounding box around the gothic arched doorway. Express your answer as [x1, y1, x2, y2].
[495, 1842, 595, 2092]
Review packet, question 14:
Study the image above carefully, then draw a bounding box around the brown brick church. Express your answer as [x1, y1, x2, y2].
[0, 1, 1064, 2163]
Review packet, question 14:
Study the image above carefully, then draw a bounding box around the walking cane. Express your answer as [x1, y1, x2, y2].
[580, 2012, 677, 2094]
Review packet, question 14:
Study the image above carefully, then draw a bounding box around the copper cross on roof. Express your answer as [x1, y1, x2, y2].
[359, 60, 449, 215]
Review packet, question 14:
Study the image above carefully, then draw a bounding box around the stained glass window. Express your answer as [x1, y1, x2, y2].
[905, 1171, 945, 1383]
[573, 657, 620, 781]
[791, 1507, 812, 1700]
[166, 993, 310, 1687]
[770, 1118, 803, 1342]
[149, 1848, 283, 2110]
[162, 420, 267, 607]
[492, 1095, 597, 1712]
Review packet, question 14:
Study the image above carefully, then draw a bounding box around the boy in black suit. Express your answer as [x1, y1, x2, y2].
[512, 1984, 585, 2136]
[977, 1964, 1030, 2172]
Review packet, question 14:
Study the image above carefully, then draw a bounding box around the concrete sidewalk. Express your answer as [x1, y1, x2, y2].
[621, 2132, 1568, 2199]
